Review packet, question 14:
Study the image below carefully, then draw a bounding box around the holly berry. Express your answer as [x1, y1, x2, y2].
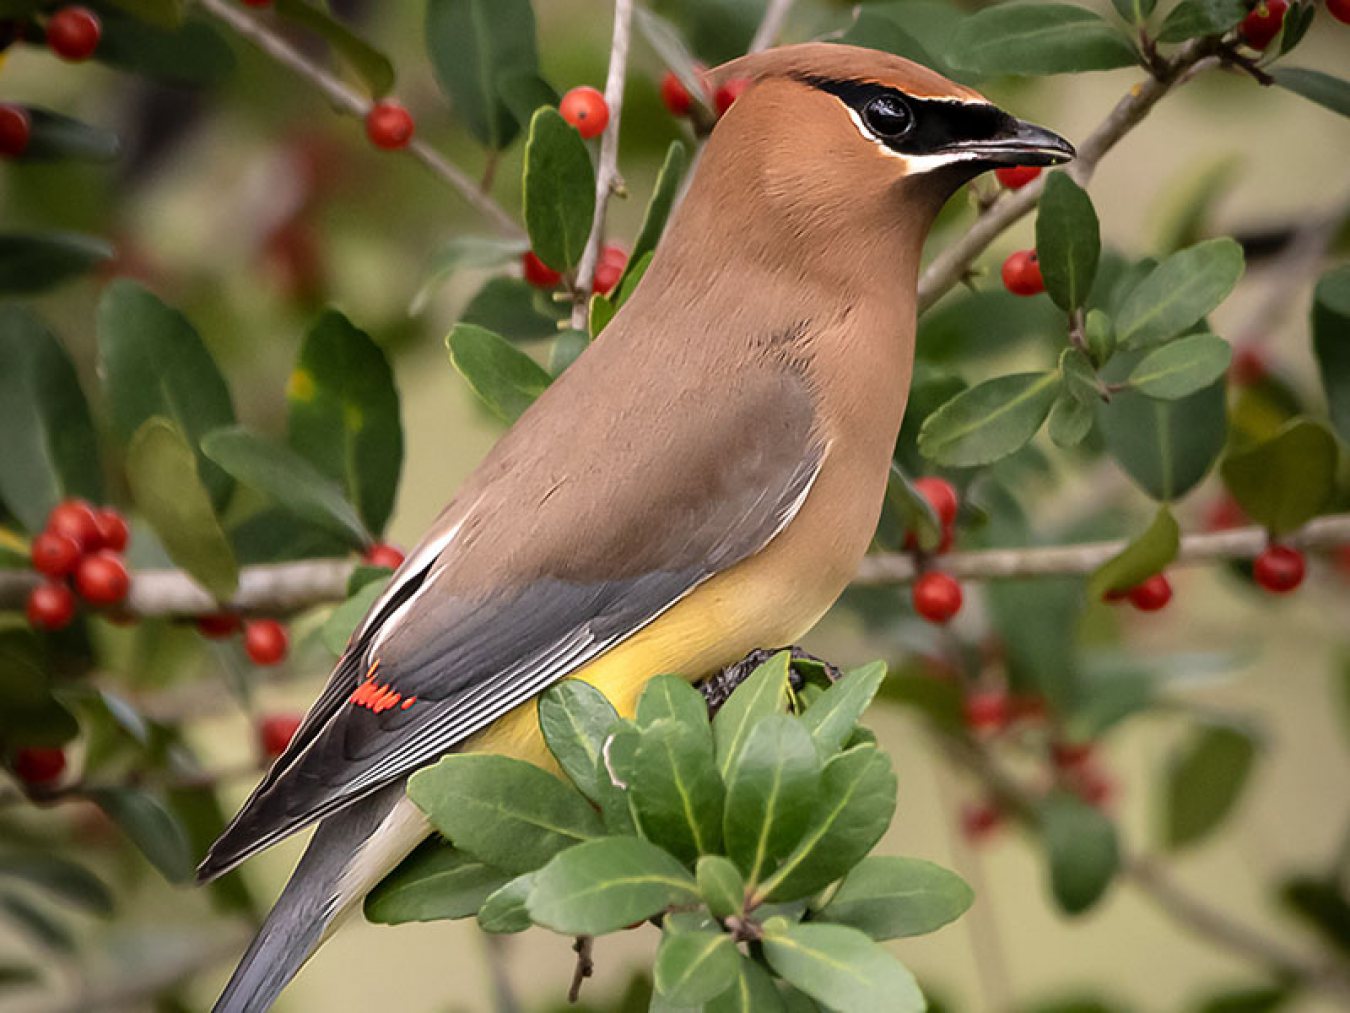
[258, 713, 303, 758]
[197, 612, 242, 638]
[593, 243, 627, 295]
[1253, 544, 1305, 593]
[12, 746, 66, 785]
[94, 508, 129, 553]
[74, 551, 130, 606]
[365, 101, 415, 150]
[46, 6, 101, 61]
[1069, 763, 1114, 807]
[27, 582, 76, 631]
[363, 543, 405, 570]
[0, 104, 31, 158]
[1127, 573, 1172, 612]
[714, 77, 751, 118]
[1204, 495, 1246, 532]
[244, 618, 289, 666]
[963, 690, 1010, 734]
[960, 801, 1003, 843]
[522, 250, 562, 289]
[560, 86, 608, 139]
[1002, 250, 1044, 296]
[46, 499, 102, 551]
[913, 571, 963, 624]
[1240, 0, 1288, 49]
[994, 165, 1041, 190]
[1050, 740, 1094, 770]
[31, 531, 81, 579]
[913, 476, 959, 528]
[1330, 0, 1350, 24]
[1229, 345, 1268, 386]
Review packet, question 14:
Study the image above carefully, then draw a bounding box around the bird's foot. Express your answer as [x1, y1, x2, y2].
[697, 645, 842, 718]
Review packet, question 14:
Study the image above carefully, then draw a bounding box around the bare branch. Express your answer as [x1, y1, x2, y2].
[749, 0, 795, 53]
[194, 0, 522, 237]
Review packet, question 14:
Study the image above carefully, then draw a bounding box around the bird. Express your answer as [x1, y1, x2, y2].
[200, 42, 1073, 1012]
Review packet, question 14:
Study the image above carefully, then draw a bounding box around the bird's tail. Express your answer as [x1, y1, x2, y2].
[213, 780, 428, 1013]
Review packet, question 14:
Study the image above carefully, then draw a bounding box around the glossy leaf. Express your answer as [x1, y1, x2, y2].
[0, 307, 102, 530]
[696, 855, 745, 920]
[636, 675, 708, 730]
[1115, 239, 1244, 348]
[713, 651, 790, 778]
[538, 680, 619, 803]
[946, 5, 1137, 76]
[1220, 419, 1338, 536]
[88, 787, 194, 884]
[816, 856, 973, 940]
[800, 661, 886, 757]
[462, 276, 565, 342]
[1088, 505, 1180, 599]
[21, 107, 120, 161]
[410, 235, 529, 315]
[1111, 0, 1158, 25]
[623, 141, 689, 288]
[1041, 793, 1119, 915]
[126, 419, 239, 601]
[525, 836, 698, 935]
[655, 929, 740, 1006]
[1312, 265, 1350, 443]
[476, 873, 534, 934]
[723, 716, 822, 885]
[1128, 333, 1232, 399]
[274, 0, 394, 98]
[550, 328, 589, 376]
[918, 372, 1060, 467]
[631, 718, 725, 863]
[365, 842, 509, 924]
[523, 108, 596, 273]
[1271, 68, 1350, 117]
[1085, 308, 1116, 367]
[1061, 346, 1103, 406]
[0, 231, 114, 294]
[408, 754, 602, 874]
[762, 920, 925, 1013]
[1163, 724, 1258, 850]
[594, 720, 641, 837]
[287, 309, 402, 536]
[1156, 0, 1246, 41]
[707, 956, 787, 1013]
[447, 322, 552, 423]
[1036, 172, 1100, 312]
[1047, 394, 1094, 448]
[94, 11, 235, 86]
[886, 464, 944, 552]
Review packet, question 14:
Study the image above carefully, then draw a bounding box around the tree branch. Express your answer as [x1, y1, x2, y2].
[916, 38, 1220, 312]
[194, 0, 522, 238]
[749, 0, 795, 53]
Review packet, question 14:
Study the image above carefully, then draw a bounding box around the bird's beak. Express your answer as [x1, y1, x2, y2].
[947, 117, 1076, 167]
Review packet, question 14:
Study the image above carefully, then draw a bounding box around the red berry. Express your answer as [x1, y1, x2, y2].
[1127, 573, 1172, 612]
[1240, 0, 1287, 48]
[74, 551, 130, 606]
[12, 746, 66, 785]
[1010, 693, 1049, 723]
[244, 619, 289, 666]
[960, 801, 1003, 843]
[196, 612, 241, 638]
[522, 250, 562, 289]
[994, 165, 1041, 190]
[363, 543, 405, 570]
[0, 104, 31, 158]
[1001, 250, 1044, 296]
[963, 691, 1010, 733]
[365, 101, 415, 151]
[46, 499, 102, 551]
[93, 508, 129, 553]
[1229, 345, 1268, 386]
[31, 531, 81, 578]
[258, 713, 303, 758]
[1330, 0, 1350, 24]
[913, 476, 959, 528]
[660, 71, 693, 117]
[26, 582, 76, 631]
[1050, 740, 1094, 770]
[714, 78, 751, 118]
[913, 571, 963, 624]
[46, 6, 101, 61]
[593, 243, 627, 295]
[560, 86, 609, 139]
[1253, 545, 1305, 594]
[1204, 495, 1246, 532]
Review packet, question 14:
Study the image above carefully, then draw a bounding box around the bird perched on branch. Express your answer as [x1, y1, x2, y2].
[201, 43, 1072, 1011]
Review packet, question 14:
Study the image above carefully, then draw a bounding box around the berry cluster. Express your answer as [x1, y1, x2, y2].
[907, 477, 965, 625]
[197, 613, 291, 666]
[26, 499, 131, 631]
[658, 66, 750, 122]
[521, 243, 628, 296]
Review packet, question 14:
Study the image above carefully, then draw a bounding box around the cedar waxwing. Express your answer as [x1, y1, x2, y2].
[202, 43, 1073, 1012]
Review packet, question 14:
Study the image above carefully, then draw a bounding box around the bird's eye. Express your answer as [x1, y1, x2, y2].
[862, 94, 913, 139]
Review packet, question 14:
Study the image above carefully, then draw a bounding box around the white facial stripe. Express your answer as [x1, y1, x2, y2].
[842, 105, 991, 176]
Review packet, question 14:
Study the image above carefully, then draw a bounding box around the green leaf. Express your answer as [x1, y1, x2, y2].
[447, 322, 552, 423]
[918, 372, 1060, 467]
[800, 662, 886, 757]
[594, 720, 641, 837]
[410, 235, 529, 315]
[103, 0, 184, 29]
[1060, 347, 1102, 406]
[1220, 419, 1338, 536]
[497, 70, 560, 134]
[708, 956, 787, 1013]
[476, 873, 534, 933]
[0, 855, 114, 916]
[612, 251, 652, 310]
[946, 5, 1138, 76]
[1312, 265, 1350, 443]
[320, 576, 388, 655]
[589, 293, 616, 338]
[1036, 173, 1100, 312]
[408, 754, 602, 874]
[1279, 3, 1317, 56]
[755, 745, 897, 903]
[655, 928, 740, 1006]
[723, 716, 822, 885]
[1040, 793, 1119, 915]
[1111, 0, 1158, 25]
[1128, 333, 1232, 399]
[886, 464, 944, 552]
[631, 718, 725, 863]
[20, 107, 120, 161]
[1156, 0, 1247, 41]
[1163, 724, 1258, 851]
[1088, 505, 1180, 599]
[126, 419, 238, 601]
[365, 841, 509, 924]
[94, 11, 235, 86]
[713, 651, 790, 778]
[1085, 308, 1116, 367]
[463, 276, 566, 342]
[525, 836, 699, 935]
[550, 328, 589, 376]
[0, 893, 73, 953]
[1048, 394, 1094, 448]
[88, 787, 194, 884]
[523, 107, 597, 273]
[287, 309, 402, 536]
[202, 427, 370, 548]
[274, 0, 394, 98]
[696, 855, 745, 920]
[816, 856, 973, 940]
[0, 307, 102, 531]
[623, 142, 689, 288]
[538, 680, 619, 803]
[0, 231, 113, 294]
[425, 0, 539, 149]
[1116, 239, 1245, 348]
[0, 631, 79, 747]
[636, 675, 708, 730]
[98, 280, 237, 510]
[762, 921, 925, 1013]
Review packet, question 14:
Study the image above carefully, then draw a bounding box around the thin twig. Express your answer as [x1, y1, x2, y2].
[749, 0, 795, 53]
[567, 935, 594, 1004]
[194, 0, 522, 237]
[570, 0, 635, 330]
